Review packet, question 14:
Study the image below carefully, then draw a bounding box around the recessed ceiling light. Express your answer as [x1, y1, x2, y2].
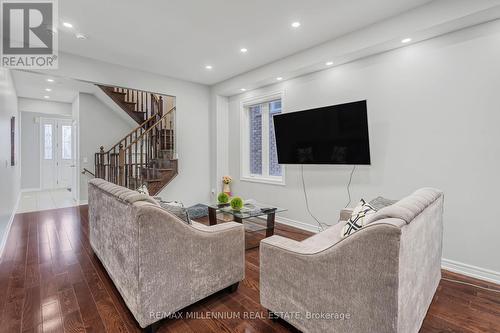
[44, 95, 50, 99]
[45, 88, 52, 92]
[63, 22, 73, 28]
[401, 38, 412, 44]
[240, 88, 247, 92]
[326, 61, 334, 66]
[291, 22, 301, 28]
[276, 77, 283, 81]
[240, 48, 248, 53]
[46, 78, 54, 83]
[75, 33, 87, 40]
[205, 65, 213, 70]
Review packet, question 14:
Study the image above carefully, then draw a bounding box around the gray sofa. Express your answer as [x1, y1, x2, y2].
[88, 179, 245, 329]
[260, 188, 444, 333]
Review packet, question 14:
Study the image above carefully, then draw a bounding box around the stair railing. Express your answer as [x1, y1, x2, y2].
[95, 109, 160, 184]
[95, 106, 176, 189]
[112, 87, 163, 120]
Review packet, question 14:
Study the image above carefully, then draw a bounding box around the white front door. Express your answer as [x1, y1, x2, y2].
[41, 118, 75, 190]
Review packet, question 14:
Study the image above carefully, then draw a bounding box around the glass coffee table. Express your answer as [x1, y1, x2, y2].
[207, 200, 286, 249]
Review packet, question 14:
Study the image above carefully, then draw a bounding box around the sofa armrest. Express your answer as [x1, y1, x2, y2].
[191, 221, 243, 233]
[261, 235, 322, 255]
[339, 208, 353, 221]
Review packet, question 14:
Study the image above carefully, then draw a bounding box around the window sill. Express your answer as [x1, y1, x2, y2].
[240, 175, 286, 186]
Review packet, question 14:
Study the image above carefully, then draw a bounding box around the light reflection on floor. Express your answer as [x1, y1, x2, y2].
[17, 188, 77, 213]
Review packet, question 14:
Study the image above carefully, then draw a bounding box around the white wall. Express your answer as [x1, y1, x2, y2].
[19, 97, 72, 116]
[37, 52, 212, 205]
[78, 93, 135, 202]
[0, 69, 20, 254]
[20, 111, 71, 190]
[225, 21, 500, 276]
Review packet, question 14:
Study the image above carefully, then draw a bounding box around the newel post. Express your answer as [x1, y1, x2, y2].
[118, 144, 125, 186]
[97, 146, 105, 178]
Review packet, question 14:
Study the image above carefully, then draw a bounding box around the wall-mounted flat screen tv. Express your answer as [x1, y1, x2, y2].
[273, 100, 370, 165]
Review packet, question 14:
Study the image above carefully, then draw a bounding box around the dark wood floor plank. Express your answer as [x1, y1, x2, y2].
[61, 310, 86, 333]
[59, 288, 79, 316]
[2, 205, 500, 333]
[76, 251, 128, 333]
[21, 285, 41, 332]
[73, 280, 107, 333]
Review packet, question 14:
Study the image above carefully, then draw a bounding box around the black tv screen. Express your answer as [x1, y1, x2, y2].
[273, 100, 370, 165]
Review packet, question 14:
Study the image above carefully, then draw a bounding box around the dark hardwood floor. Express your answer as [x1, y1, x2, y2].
[0, 206, 499, 333]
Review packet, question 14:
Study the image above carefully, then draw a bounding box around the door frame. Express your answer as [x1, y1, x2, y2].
[39, 117, 76, 191]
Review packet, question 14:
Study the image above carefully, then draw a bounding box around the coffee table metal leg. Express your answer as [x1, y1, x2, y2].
[266, 212, 275, 237]
[208, 207, 217, 225]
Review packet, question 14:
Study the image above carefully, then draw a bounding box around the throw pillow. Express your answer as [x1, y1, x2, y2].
[369, 196, 398, 210]
[159, 201, 191, 225]
[341, 199, 376, 238]
[136, 184, 149, 196]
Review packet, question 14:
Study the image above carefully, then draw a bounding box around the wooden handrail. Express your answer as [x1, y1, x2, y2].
[123, 106, 176, 150]
[82, 168, 95, 177]
[94, 89, 175, 193]
[104, 109, 162, 154]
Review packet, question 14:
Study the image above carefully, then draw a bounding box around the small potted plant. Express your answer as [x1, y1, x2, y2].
[217, 192, 230, 207]
[230, 197, 244, 211]
[222, 175, 232, 196]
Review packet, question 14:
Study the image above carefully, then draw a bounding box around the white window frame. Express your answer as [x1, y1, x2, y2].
[240, 92, 285, 186]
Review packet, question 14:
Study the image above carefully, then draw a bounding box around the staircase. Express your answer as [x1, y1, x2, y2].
[94, 85, 177, 196]
[98, 85, 162, 124]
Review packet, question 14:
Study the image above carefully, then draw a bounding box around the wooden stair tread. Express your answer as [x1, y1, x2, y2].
[141, 167, 173, 171]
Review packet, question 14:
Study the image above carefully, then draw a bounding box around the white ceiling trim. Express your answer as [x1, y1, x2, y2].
[212, 0, 500, 96]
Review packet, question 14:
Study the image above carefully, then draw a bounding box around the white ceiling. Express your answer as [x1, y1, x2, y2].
[12, 70, 96, 103]
[58, 0, 433, 85]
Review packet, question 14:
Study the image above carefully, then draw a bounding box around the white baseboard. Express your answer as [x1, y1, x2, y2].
[272, 216, 500, 286]
[78, 199, 88, 205]
[442, 258, 500, 285]
[274, 216, 321, 233]
[0, 192, 21, 259]
[21, 187, 41, 193]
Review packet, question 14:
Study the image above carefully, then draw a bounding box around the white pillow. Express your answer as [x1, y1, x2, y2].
[136, 184, 149, 196]
[341, 199, 376, 238]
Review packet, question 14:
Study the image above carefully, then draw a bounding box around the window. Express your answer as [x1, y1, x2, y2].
[241, 94, 284, 185]
[43, 124, 53, 160]
[61, 125, 72, 160]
